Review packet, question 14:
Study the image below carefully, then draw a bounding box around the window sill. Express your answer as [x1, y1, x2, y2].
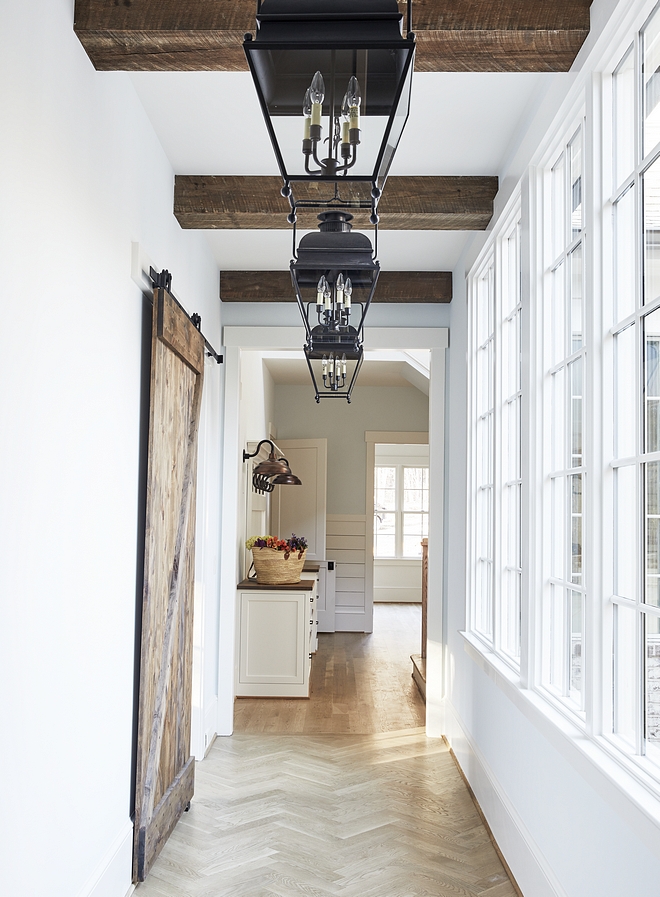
[374, 557, 422, 564]
[459, 630, 660, 853]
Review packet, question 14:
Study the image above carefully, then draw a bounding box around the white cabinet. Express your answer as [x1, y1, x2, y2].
[236, 579, 317, 697]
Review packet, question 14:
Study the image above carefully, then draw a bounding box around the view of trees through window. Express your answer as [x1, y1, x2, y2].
[374, 465, 428, 558]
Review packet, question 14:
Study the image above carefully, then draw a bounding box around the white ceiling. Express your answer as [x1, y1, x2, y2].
[129, 69, 554, 271]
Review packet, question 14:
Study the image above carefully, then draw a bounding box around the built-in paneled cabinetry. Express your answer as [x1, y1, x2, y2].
[236, 579, 317, 698]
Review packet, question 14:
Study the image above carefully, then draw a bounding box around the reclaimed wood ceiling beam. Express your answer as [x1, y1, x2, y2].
[74, 0, 591, 73]
[174, 176, 498, 231]
[220, 270, 452, 303]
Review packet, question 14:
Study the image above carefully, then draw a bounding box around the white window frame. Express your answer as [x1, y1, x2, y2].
[468, 198, 524, 670]
[465, 0, 660, 818]
[374, 463, 429, 559]
[538, 112, 588, 721]
[601, 8, 660, 785]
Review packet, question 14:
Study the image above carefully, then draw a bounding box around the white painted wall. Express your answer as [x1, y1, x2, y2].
[373, 560, 421, 602]
[0, 3, 222, 895]
[273, 386, 429, 515]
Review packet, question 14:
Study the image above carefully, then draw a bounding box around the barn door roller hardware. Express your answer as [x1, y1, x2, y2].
[149, 268, 223, 364]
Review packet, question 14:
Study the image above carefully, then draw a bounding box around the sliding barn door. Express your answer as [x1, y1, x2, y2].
[133, 287, 205, 882]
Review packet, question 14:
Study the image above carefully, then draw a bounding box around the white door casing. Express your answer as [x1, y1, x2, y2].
[218, 328, 448, 738]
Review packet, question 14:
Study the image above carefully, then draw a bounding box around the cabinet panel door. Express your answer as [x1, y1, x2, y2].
[239, 592, 305, 684]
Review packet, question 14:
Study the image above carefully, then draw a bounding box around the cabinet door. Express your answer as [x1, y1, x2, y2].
[271, 439, 327, 561]
[239, 591, 306, 684]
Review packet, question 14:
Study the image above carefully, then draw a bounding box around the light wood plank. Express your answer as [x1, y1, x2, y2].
[336, 563, 366, 578]
[326, 521, 366, 537]
[334, 577, 365, 592]
[335, 592, 366, 608]
[326, 549, 366, 564]
[327, 535, 366, 550]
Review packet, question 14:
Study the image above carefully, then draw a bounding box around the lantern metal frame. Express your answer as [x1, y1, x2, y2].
[243, 0, 415, 226]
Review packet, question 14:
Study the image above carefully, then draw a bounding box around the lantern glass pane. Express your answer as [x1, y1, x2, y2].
[246, 45, 414, 183]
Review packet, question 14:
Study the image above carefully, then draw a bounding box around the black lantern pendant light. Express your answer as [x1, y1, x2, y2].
[244, 0, 415, 401]
[244, 0, 415, 217]
[291, 209, 379, 402]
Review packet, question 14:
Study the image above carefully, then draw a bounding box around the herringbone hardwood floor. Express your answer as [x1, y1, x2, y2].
[136, 730, 518, 897]
[136, 607, 520, 897]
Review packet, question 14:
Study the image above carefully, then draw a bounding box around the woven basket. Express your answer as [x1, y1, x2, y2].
[251, 547, 307, 585]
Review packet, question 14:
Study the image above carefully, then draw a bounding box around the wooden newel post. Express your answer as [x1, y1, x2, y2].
[421, 538, 428, 660]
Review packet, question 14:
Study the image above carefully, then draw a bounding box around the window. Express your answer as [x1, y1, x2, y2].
[500, 221, 523, 661]
[469, 209, 523, 664]
[472, 256, 495, 638]
[374, 465, 428, 558]
[607, 9, 660, 771]
[541, 120, 586, 712]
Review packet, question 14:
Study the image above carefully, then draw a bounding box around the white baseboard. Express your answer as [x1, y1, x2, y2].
[203, 696, 218, 756]
[443, 699, 568, 897]
[75, 819, 134, 897]
[192, 695, 219, 760]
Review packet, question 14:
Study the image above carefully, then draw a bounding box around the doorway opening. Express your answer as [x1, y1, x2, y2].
[218, 328, 447, 739]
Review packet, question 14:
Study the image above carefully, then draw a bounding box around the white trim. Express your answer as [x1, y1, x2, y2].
[223, 326, 449, 350]
[217, 344, 240, 736]
[460, 630, 660, 857]
[75, 820, 134, 897]
[426, 344, 447, 731]
[365, 430, 429, 444]
[374, 557, 424, 565]
[365, 439, 375, 632]
[443, 699, 568, 897]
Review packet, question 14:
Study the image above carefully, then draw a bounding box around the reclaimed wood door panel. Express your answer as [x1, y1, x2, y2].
[133, 287, 205, 882]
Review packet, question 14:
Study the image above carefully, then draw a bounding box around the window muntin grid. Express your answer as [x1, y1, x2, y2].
[609, 8, 660, 773]
[474, 261, 496, 639]
[374, 465, 428, 559]
[543, 122, 586, 713]
[500, 223, 523, 661]
[469, 213, 523, 663]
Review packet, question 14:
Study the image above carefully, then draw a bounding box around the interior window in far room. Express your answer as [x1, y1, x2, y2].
[374, 447, 429, 560]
